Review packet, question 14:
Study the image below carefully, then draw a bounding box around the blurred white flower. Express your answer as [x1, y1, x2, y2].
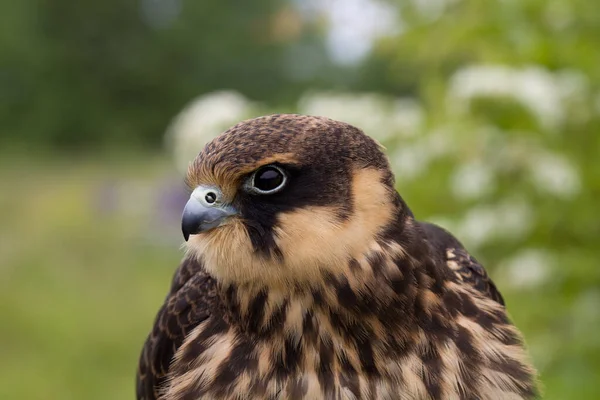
[388, 126, 457, 181]
[490, 132, 535, 173]
[455, 205, 497, 248]
[166, 91, 258, 173]
[497, 198, 534, 239]
[390, 143, 431, 181]
[450, 161, 495, 200]
[528, 151, 580, 198]
[456, 197, 533, 248]
[502, 249, 552, 289]
[298, 91, 424, 142]
[389, 129, 455, 182]
[448, 65, 587, 130]
[424, 128, 456, 156]
[390, 99, 425, 138]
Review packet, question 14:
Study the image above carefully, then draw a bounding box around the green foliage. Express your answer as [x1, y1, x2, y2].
[0, 0, 332, 148]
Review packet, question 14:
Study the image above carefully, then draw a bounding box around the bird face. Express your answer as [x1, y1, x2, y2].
[183, 114, 399, 288]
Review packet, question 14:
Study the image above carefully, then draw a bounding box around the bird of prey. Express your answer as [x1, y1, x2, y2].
[137, 114, 538, 400]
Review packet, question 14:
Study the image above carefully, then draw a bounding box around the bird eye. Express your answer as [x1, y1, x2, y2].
[204, 192, 217, 204]
[251, 166, 287, 194]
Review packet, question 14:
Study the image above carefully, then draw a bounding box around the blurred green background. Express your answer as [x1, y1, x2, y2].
[1, 0, 599, 399]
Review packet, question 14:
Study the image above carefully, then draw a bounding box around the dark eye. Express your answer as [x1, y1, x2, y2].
[251, 166, 287, 194]
[204, 191, 217, 204]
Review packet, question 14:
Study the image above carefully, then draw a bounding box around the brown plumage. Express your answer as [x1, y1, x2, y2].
[137, 114, 538, 400]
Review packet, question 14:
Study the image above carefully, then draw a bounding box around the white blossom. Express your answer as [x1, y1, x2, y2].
[502, 249, 552, 289]
[390, 143, 431, 180]
[390, 99, 425, 138]
[166, 91, 258, 173]
[528, 151, 580, 198]
[424, 128, 456, 157]
[456, 197, 533, 248]
[448, 65, 587, 130]
[455, 205, 498, 248]
[298, 91, 424, 142]
[496, 198, 534, 239]
[450, 161, 495, 200]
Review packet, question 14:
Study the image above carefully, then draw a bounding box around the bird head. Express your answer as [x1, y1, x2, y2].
[183, 114, 404, 288]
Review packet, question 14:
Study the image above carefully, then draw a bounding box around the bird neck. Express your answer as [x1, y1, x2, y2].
[217, 211, 448, 341]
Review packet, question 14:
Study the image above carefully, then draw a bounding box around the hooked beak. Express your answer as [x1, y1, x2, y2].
[181, 187, 237, 241]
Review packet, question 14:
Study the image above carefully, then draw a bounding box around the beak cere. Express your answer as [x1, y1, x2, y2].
[181, 197, 237, 241]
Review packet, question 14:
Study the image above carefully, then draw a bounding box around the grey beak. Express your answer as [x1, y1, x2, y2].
[181, 198, 237, 241]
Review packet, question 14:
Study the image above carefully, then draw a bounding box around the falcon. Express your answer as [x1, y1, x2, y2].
[137, 114, 538, 399]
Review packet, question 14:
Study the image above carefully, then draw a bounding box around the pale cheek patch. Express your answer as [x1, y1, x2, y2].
[273, 207, 349, 279]
[273, 168, 395, 284]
